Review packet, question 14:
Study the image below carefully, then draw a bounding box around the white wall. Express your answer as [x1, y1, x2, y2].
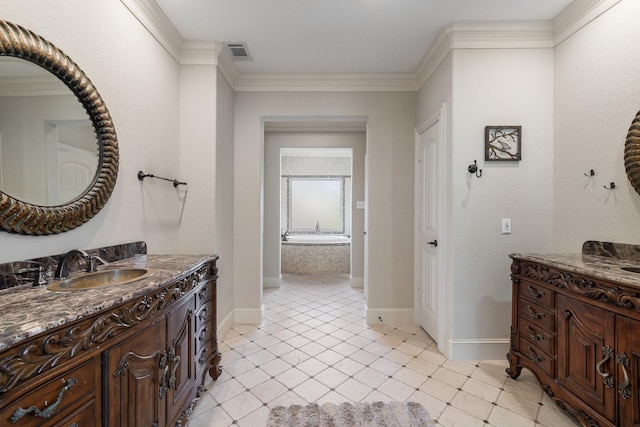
[1, 1, 182, 260]
[234, 92, 416, 322]
[553, 0, 640, 251]
[178, 64, 217, 254]
[216, 69, 236, 333]
[418, 46, 555, 360]
[450, 48, 554, 360]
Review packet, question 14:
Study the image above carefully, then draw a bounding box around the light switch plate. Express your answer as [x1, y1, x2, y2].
[502, 218, 512, 234]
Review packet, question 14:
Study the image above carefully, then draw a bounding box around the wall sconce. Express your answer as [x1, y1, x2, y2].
[468, 160, 482, 178]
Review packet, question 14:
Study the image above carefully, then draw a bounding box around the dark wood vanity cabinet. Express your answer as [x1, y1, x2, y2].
[508, 257, 640, 427]
[0, 257, 220, 427]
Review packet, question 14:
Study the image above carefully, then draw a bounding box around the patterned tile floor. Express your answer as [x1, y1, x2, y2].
[188, 274, 580, 427]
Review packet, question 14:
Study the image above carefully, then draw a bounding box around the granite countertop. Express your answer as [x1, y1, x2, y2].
[0, 254, 215, 351]
[510, 252, 640, 289]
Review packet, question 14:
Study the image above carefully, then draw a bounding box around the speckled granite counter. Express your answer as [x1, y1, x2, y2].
[510, 240, 640, 290]
[0, 253, 215, 351]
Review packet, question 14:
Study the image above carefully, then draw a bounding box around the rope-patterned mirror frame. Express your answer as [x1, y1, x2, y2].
[625, 111, 640, 195]
[0, 21, 118, 235]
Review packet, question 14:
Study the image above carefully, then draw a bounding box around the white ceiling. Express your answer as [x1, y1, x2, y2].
[154, 0, 574, 74]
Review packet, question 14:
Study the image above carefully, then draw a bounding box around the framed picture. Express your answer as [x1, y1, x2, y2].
[485, 126, 521, 161]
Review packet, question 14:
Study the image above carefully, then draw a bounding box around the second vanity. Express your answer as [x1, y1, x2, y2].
[0, 243, 220, 426]
[508, 241, 640, 427]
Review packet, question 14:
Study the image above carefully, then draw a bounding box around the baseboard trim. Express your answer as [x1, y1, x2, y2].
[263, 276, 282, 288]
[447, 338, 510, 361]
[365, 306, 415, 326]
[350, 276, 364, 288]
[233, 305, 265, 325]
[217, 309, 235, 341]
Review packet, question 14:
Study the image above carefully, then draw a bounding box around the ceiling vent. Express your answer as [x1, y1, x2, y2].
[224, 42, 252, 61]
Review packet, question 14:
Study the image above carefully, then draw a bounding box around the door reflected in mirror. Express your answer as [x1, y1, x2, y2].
[0, 57, 97, 206]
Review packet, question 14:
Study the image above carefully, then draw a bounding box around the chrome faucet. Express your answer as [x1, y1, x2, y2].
[55, 249, 102, 279]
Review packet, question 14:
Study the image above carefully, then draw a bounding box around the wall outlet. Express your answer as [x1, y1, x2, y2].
[502, 218, 512, 234]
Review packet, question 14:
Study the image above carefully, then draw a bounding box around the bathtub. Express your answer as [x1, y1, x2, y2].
[281, 234, 350, 274]
[284, 234, 350, 244]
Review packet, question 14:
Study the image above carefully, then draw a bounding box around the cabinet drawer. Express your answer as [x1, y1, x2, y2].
[520, 280, 554, 308]
[196, 324, 212, 355]
[53, 398, 98, 427]
[0, 358, 97, 426]
[195, 345, 210, 373]
[196, 283, 213, 307]
[519, 318, 555, 356]
[195, 303, 211, 331]
[518, 298, 554, 332]
[521, 341, 555, 376]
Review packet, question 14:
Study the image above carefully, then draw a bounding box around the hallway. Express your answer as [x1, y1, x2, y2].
[188, 275, 579, 427]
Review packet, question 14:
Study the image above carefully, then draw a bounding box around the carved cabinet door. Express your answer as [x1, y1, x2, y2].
[616, 316, 640, 427]
[105, 318, 167, 427]
[165, 296, 196, 425]
[557, 295, 617, 424]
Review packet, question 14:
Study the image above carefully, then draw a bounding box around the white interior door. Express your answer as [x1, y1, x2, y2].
[415, 118, 441, 342]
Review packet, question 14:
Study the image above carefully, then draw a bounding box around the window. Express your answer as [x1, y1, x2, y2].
[288, 177, 344, 233]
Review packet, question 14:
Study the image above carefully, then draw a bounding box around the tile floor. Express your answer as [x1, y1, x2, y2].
[187, 274, 580, 427]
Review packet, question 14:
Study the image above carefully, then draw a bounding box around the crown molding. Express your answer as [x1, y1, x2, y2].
[415, 20, 554, 89]
[448, 20, 554, 49]
[124, 0, 620, 92]
[234, 73, 417, 92]
[179, 40, 220, 65]
[120, 0, 183, 61]
[217, 48, 239, 88]
[415, 0, 619, 89]
[553, 0, 621, 45]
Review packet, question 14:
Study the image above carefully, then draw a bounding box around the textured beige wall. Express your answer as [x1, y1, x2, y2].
[553, 0, 640, 251]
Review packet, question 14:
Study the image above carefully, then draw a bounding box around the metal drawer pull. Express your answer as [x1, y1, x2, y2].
[527, 285, 544, 299]
[159, 351, 168, 399]
[168, 347, 181, 389]
[596, 345, 614, 388]
[528, 347, 545, 363]
[10, 377, 78, 423]
[617, 352, 632, 399]
[199, 347, 208, 364]
[527, 306, 545, 320]
[527, 326, 544, 341]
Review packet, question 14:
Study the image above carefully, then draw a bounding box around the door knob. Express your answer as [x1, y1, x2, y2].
[427, 240, 438, 247]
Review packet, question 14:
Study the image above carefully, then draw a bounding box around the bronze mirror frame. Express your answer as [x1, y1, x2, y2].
[0, 20, 118, 235]
[625, 111, 640, 194]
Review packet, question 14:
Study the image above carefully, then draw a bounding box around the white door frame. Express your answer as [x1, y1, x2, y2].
[415, 103, 448, 354]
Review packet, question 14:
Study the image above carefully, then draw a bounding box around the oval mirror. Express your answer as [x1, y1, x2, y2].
[625, 111, 640, 194]
[0, 21, 118, 235]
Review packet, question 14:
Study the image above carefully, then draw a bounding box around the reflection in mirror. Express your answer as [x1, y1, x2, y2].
[289, 178, 345, 233]
[0, 58, 97, 205]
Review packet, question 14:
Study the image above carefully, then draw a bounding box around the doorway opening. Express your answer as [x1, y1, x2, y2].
[262, 124, 366, 289]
